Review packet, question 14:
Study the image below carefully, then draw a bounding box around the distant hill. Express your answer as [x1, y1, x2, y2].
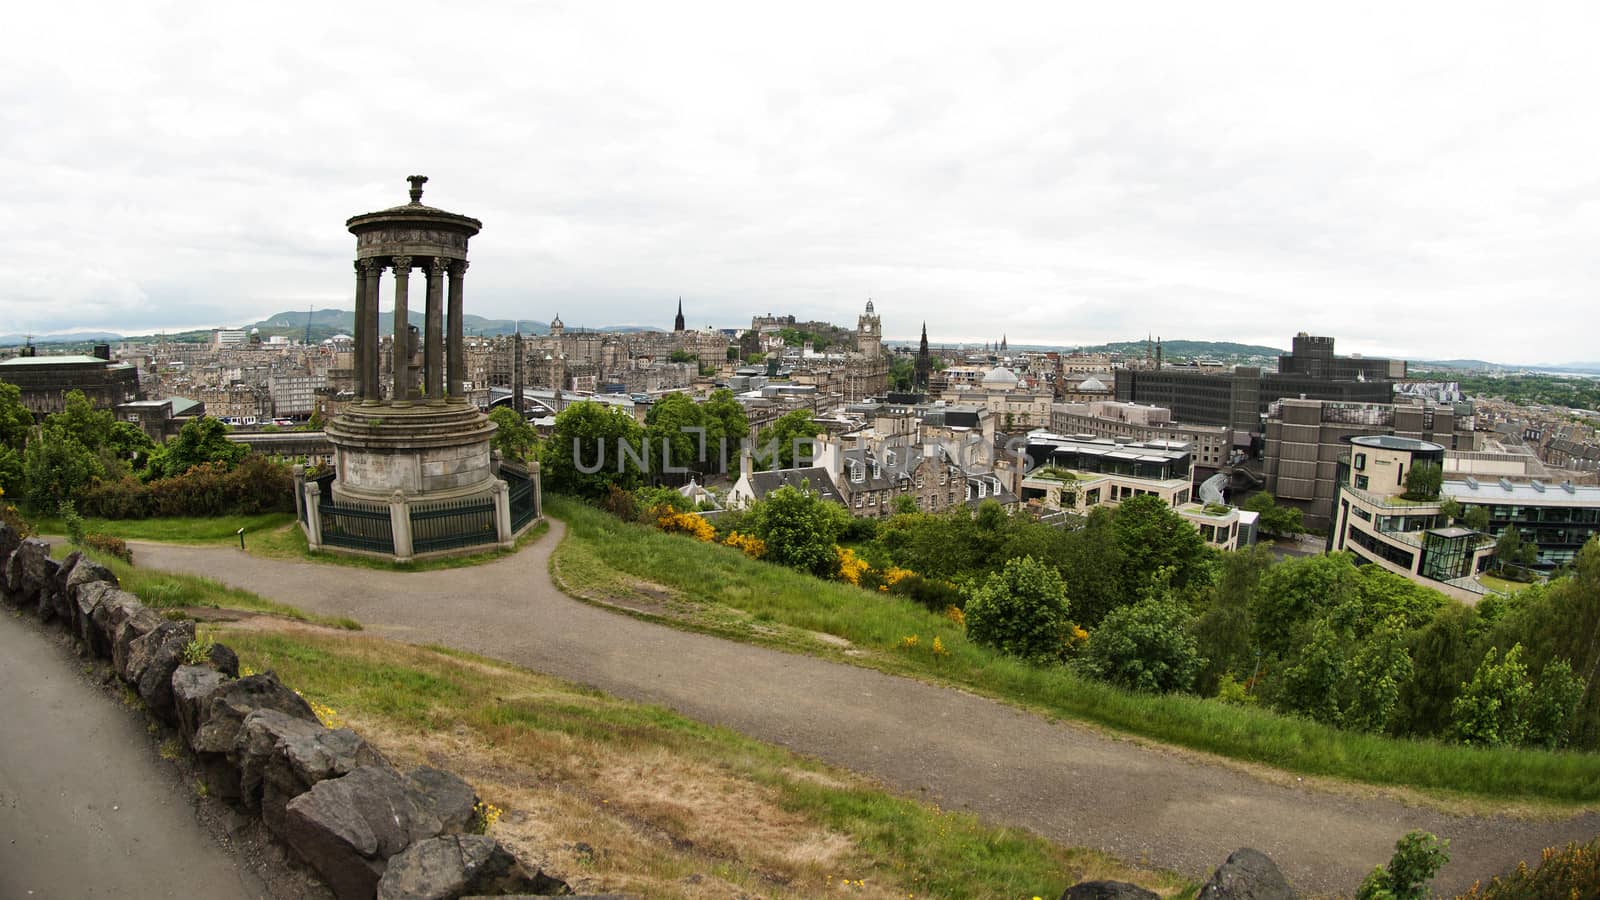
[1077, 339, 1285, 359]
[0, 331, 125, 345]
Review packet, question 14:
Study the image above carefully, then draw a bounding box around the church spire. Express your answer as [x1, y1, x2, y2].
[674, 297, 685, 332]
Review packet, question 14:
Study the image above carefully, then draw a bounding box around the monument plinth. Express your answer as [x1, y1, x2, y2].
[301, 176, 540, 561]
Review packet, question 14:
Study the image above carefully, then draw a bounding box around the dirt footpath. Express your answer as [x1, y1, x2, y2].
[134, 526, 1600, 896]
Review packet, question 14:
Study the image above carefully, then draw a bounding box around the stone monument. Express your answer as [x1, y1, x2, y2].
[302, 176, 540, 561]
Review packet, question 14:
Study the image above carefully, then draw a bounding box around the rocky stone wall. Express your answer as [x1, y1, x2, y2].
[0, 523, 612, 900]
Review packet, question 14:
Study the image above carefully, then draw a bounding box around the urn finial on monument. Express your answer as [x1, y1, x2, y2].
[407, 174, 428, 204]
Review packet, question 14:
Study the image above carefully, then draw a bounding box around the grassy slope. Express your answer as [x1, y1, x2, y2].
[32, 512, 296, 543]
[216, 627, 1192, 899]
[548, 496, 1600, 806]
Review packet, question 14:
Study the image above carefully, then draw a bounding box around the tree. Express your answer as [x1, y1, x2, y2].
[965, 556, 1072, 664]
[892, 494, 918, 515]
[1402, 461, 1443, 501]
[1251, 553, 1358, 661]
[702, 388, 749, 472]
[22, 422, 102, 511]
[1493, 527, 1538, 580]
[1082, 596, 1204, 693]
[1462, 504, 1491, 533]
[1109, 495, 1213, 599]
[1451, 644, 1534, 746]
[1242, 491, 1303, 537]
[146, 416, 248, 479]
[755, 409, 818, 469]
[1525, 658, 1584, 749]
[0, 382, 32, 453]
[1193, 544, 1273, 695]
[488, 407, 539, 461]
[1439, 497, 1462, 524]
[745, 484, 848, 577]
[1357, 831, 1449, 900]
[644, 392, 707, 473]
[540, 400, 648, 499]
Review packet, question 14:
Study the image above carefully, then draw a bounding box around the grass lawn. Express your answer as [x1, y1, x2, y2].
[214, 625, 1192, 899]
[1475, 572, 1538, 595]
[47, 542, 360, 630]
[29, 512, 296, 543]
[548, 496, 1600, 807]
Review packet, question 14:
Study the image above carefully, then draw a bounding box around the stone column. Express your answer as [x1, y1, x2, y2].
[390, 491, 413, 562]
[352, 261, 366, 401]
[303, 481, 323, 551]
[361, 260, 384, 403]
[492, 478, 513, 548]
[390, 256, 413, 404]
[424, 258, 446, 402]
[446, 259, 468, 400]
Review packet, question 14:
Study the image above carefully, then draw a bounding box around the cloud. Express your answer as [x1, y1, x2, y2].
[2, 1, 1597, 364]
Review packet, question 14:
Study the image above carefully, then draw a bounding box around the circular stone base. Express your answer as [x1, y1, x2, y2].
[325, 400, 498, 503]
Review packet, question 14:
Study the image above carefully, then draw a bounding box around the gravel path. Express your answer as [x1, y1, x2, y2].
[0, 614, 269, 900]
[134, 526, 1599, 895]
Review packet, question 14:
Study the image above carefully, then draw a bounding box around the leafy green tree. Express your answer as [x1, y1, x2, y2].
[1341, 622, 1416, 734]
[1462, 504, 1491, 533]
[1402, 461, 1443, 500]
[755, 409, 818, 469]
[540, 400, 648, 499]
[1451, 644, 1534, 746]
[1193, 544, 1273, 695]
[146, 416, 248, 479]
[1083, 596, 1204, 693]
[1269, 620, 1349, 724]
[1054, 509, 1128, 628]
[892, 494, 918, 515]
[0, 382, 32, 453]
[1109, 495, 1213, 599]
[1439, 497, 1462, 524]
[644, 392, 706, 472]
[1493, 527, 1538, 579]
[888, 355, 915, 392]
[50, 390, 116, 450]
[488, 407, 539, 461]
[965, 555, 1073, 664]
[1357, 831, 1449, 900]
[0, 445, 22, 500]
[1251, 553, 1357, 660]
[1396, 603, 1480, 737]
[1525, 658, 1584, 749]
[702, 388, 749, 471]
[1242, 491, 1303, 536]
[22, 421, 102, 510]
[745, 484, 848, 577]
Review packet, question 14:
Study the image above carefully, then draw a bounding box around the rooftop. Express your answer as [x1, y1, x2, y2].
[0, 354, 115, 366]
[1444, 478, 1600, 504]
[1349, 434, 1444, 452]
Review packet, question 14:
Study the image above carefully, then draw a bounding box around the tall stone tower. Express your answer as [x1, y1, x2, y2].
[915, 321, 932, 391]
[674, 297, 685, 332]
[855, 299, 882, 357]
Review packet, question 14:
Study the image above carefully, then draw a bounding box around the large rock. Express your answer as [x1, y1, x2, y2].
[10, 539, 57, 619]
[283, 766, 448, 900]
[172, 664, 229, 745]
[125, 619, 195, 722]
[234, 708, 390, 836]
[405, 766, 478, 836]
[65, 558, 118, 637]
[208, 641, 241, 678]
[1197, 848, 1296, 900]
[0, 519, 21, 573]
[46, 550, 80, 621]
[1061, 883, 1159, 900]
[74, 581, 121, 657]
[376, 835, 566, 900]
[111, 601, 163, 677]
[192, 672, 319, 801]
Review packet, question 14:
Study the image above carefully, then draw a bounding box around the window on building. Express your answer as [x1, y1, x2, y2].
[1355, 475, 1369, 490]
[1354, 453, 1366, 471]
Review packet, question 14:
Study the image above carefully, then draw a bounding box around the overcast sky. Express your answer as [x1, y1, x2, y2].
[3, 2, 1597, 364]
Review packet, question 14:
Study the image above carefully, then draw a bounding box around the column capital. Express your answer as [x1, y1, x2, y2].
[428, 256, 450, 277]
[448, 258, 470, 276]
[391, 255, 414, 272]
[359, 257, 385, 274]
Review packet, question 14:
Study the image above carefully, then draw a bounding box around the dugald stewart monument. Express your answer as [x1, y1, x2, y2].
[301, 176, 540, 561]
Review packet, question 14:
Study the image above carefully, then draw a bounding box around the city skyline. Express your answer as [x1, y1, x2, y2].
[6, 3, 1599, 366]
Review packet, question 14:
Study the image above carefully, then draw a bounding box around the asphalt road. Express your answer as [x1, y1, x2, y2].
[0, 613, 268, 900]
[133, 525, 1600, 896]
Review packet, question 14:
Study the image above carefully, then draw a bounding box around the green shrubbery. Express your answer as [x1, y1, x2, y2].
[964, 556, 1072, 664]
[78, 454, 293, 518]
[1460, 838, 1600, 899]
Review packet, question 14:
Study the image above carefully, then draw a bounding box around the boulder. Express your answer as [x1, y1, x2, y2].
[0, 519, 20, 572]
[405, 766, 478, 836]
[172, 664, 229, 745]
[208, 641, 241, 678]
[1197, 848, 1296, 900]
[1061, 883, 1159, 900]
[2, 553, 20, 603]
[65, 558, 118, 636]
[282, 765, 452, 900]
[74, 581, 121, 657]
[192, 672, 318, 800]
[46, 550, 81, 621]
[111, 602, 163, 677]
[234, 708, 390, 836]
[125, 619, 195, 722]
[10, 539, 57, 619]
[376, 835, 566, 900]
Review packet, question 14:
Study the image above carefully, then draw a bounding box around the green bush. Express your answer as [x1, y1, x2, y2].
[1459, 838, 1600, 899]
[84, 533, 133, 564]
[1357, 830, 1448, 900]
[78, 455, 293, 519]
[887, 572, 965, 614]
[965, 556, 1072, 664]
[1082, 597, 1204, 694]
